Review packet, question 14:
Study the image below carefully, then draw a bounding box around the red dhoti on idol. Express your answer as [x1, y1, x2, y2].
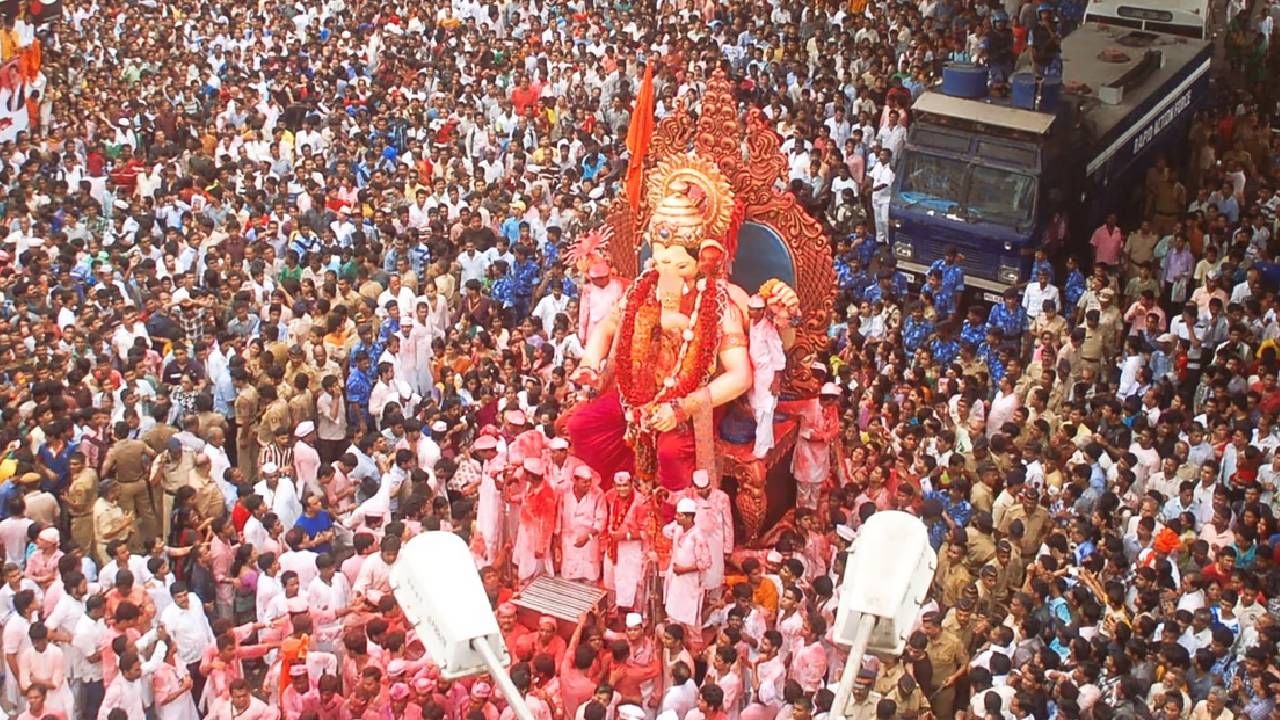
[566, 387, 699, 497]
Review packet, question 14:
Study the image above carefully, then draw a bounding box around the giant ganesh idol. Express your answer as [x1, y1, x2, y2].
[567, 154, 799, 507]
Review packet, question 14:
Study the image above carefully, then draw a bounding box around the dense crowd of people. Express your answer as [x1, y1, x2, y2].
[0, 0, 1278, 718]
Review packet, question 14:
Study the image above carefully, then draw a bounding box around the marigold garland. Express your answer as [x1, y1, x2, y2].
[614, 269, 722, 417]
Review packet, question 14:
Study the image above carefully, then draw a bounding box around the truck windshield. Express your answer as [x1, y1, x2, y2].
[897, 152, 967, 213]
[966, 165, 1036, 227]
[895, 150, 1037, 228]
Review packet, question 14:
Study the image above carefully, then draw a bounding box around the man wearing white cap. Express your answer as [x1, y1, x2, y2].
[747, 294, 787, 459]
[401, 300, 437, 398]
[558, 464, 605, 582]
[673, 470, 734, 593]
[512, 457, 558, 582]
[578, 258, 625, 343]
[546, 436, 584, 492]
[614, 610, 662, 708]
[292, 421, 322, 499]
[617, 704, 646, 720]
[832, 524, 857, 569]
[791, 383, 842, 509]
[471, 434, 507, 567]
[380, 334, 424, 417]
[663, 497, 711, 628]
[604, 471, 647, 610]
[254, 460, 302, 531]
[502, 408, 529, 439]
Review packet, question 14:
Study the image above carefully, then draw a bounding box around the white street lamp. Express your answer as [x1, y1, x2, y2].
[392, 532, 536, 720]
[828, 511, 938, 720]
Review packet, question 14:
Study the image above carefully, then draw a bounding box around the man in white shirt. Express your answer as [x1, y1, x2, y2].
[659, 661, 699, 719]
[98, 540, 153, 589]
[407, 190, 434, 230]
[1252, 418, 1280, 461]
[478, 148, 505, 184]
[306, 553, 351, 651]
[1230, 267, 1260, 304]
[787, 141, 812, 181]
[531, 285, 571, 334]
[377, 280, 416, 315]
[203, 428, 234, 508]
[1178, 609, 1213, 655]
[0, 515, 32, 569]
[825, 108, 853, 146]
[352, 536, 400, 605]
[159, 582, 215, 687]
[279, 529, 320, 590]
[398, 420, 441, 483]
[550, 329, 585, 367]
[368, 362, 399, 428]
[111, 306, 150, 361]
[879, 110, 908, 157]
[1259, 452, 1280, 506]
[1146, 457, 1183, 501]
[242, 498, 270, 552]
[45, 570, 88, 704]
[458, 241, 490, 285]
[255, 554, 284, 624]
[207, 681, 281, 720]
[747, 296, 787, 459]
[483, 238, 516, 269]
[869, 147, 896, 243]
[71, 594, 107, 709]
[253, 462, 303, 531]
[1021, 269, 1060, 320]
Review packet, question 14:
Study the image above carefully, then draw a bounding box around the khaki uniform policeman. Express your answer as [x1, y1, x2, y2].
[842, 668, 883, 720]
[923, 610, 968, 720]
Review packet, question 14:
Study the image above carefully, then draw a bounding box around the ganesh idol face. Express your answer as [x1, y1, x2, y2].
[651, 241, 700, 283]
[645, 177, 723, 285]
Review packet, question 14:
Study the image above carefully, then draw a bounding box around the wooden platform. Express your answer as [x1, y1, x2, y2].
[511, 576, 609, 638]
[719, 399, 808, 545]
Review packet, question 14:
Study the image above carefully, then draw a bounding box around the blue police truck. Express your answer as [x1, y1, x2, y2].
[889, 13, 1212, 301]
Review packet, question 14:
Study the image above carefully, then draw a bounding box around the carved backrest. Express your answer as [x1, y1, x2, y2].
[605, 69, 835, 397]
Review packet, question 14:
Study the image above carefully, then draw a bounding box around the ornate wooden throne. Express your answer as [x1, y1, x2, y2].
[603, 69, 836, 545]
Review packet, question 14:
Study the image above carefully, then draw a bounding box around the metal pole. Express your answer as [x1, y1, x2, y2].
[472, 638, 538, 720]
[828, 614, 878, 720]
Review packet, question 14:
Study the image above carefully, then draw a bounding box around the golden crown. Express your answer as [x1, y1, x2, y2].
[646, 154, 734, 251]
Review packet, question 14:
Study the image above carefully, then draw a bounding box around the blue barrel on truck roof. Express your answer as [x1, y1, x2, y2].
[1010, 74, 1063, 111]
[1039, 76, 1062, 111]
[941, 63, 990, 99]
[1010, 73, 1037, 109]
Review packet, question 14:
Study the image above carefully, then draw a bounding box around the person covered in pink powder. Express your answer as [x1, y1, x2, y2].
[15, 685, 66, 720]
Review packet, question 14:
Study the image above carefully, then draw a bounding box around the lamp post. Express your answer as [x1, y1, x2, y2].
[828, 511, 938, 720]
[391, 531, 536, 720]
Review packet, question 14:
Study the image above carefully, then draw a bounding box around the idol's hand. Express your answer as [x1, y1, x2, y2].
[770, 285, 799, 311]
[650, 402, 678, 432]
[572, 367, 599, 390]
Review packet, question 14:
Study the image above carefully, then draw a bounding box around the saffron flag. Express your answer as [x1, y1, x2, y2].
[625, 60, 655, 215]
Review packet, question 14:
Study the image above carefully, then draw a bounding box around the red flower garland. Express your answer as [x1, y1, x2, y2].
[614, 270, 658, 408]
[615, 269, 722, 413]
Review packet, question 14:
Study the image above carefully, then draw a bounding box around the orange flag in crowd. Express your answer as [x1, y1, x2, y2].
[625, 60, 655, 215]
